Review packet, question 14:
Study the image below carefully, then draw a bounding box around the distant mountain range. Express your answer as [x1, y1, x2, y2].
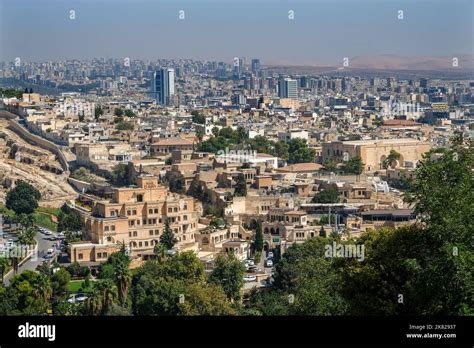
[266, 55, 474, 72]
[346, 55, 474, 71]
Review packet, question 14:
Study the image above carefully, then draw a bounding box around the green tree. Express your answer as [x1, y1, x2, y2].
[111, 163, 133, 187]
[51, 268, 70, 300]
[114, 108, 124, 117]
[404, 134, 473, 244]
[191, 111, 206, 124]
[57, 204, 84, 233]
[209, 254, 246, 301]
[233, 173, 247, 197]
[0, 257, 9, 282]
[160, 219, 177, 250]
[254, 220, 264, 252]
[273, 140, 289, 160]
[6, 180, 41, 215]
[115, 121, 134, 131]
[383, 150, 401, 169]
[17, 227, 36, 245]
[124, 109, 136, 117]
[100, 251, 132, 307]
[273, 237, 349, 315]
[84, 287, 103, 315]
[33, 273, 53, 303]
[323, 160, 338, 172]
[287, 139, 316, 164]
[8, 270, 49, 314]
[131, 252, 206, 315]
[94, 106, 104, 120]
[196, 129, 204, 142]
[179, 282, 236, 315]
[312, 188, 340, 203]
[187, 180, 204, 199]
[344, 156, 364, 177]
[95, 278, 118, 315]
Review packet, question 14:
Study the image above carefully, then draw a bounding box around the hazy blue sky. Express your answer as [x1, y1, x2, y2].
[1, 0, 473, 65]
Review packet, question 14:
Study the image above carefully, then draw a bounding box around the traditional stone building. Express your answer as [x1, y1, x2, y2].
[321, 138, 432, 171]
[68, 175, 200, 263]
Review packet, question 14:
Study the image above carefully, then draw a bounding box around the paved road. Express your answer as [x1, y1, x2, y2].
[243, 251, 274, 290]
[3, 227, 59, 285]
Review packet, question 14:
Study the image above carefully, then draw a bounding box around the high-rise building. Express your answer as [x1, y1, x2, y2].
[151, 68, 175, 105]
[251, 58, 261, 76]
[278, 78, 298, 99]
[233, 57, 245, 79]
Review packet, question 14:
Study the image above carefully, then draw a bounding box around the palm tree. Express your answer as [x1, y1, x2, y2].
[114, 263, 131, 306]
[84, 288, 103, 316]
[0, 256, 9, 282]
[95, 279, 118, 314]
[33, 274, 52, 304]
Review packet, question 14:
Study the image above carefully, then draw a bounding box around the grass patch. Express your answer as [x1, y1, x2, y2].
[36, 207, 61, 218]
[68, 279, 94, 293]
[33, 212, 58, 231]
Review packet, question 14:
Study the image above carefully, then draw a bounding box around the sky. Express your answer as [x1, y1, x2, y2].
[0, 0, 473, 65]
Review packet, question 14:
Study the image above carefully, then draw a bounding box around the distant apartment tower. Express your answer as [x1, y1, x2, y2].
[251, 58, 261, 75]
[278, 78, 298, 99]
[233, 57, 245, 79]
[151, 68, 175, 105]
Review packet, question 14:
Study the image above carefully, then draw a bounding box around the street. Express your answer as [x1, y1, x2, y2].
[3, 227, 59, 285]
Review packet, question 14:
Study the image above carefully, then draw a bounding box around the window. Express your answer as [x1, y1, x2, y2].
[78, 253, 83, 260]
[155, 229, 159, 235]
[137, 194, 143, 202]
[103, 252, 108, 258]
[149, 230, 153, 236]
[127, 210, 131, 216]
[97, 253, 102, 258]
[154, 208, 159, 214]
[149, 209, 153, 214]
[133, 231, 137, 237]
[111, 225, 115, 231]
[184, 215, 187, 221]
[168, 208, 172, 213]
[129, 232, 132, 237]
[133, 209, 137, 215]
[104, 226, 109, 232]
[145, 241, 148, 247]
[174, 207, 178, 212]
[139, 242, 142, 247]
[183, 205, 188, 210]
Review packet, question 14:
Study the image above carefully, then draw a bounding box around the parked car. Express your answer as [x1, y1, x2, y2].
[245, 260, 255, 267]
[75, 294, 88, 302]
[268, 252, 274, 258]
[265, 259, 273, 267]
[243, 275, 257, 282]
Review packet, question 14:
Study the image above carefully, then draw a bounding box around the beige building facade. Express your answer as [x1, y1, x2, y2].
[69, 175, 199, 263]
[322, 138, 432, 171]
